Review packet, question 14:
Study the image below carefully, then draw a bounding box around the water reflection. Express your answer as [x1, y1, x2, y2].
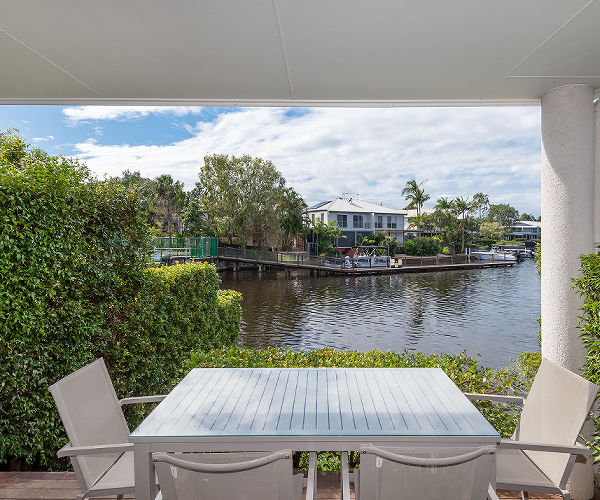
[221, 260, 541, 368]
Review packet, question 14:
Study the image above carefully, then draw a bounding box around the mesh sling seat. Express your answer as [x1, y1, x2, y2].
[465, 357, 599, 500]
[49, 358, 166, 500]
[346, 445, 498, 500]
[154, 449, 315, 500]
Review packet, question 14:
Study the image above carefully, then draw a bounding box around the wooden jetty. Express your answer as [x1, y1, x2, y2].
[217, 247, 515, 276]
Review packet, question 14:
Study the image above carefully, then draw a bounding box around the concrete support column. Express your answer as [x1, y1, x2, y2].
[541, 84, 595, 370]
[541, 84, 596, 500]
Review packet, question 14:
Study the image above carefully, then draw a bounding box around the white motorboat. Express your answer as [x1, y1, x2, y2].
[469, 249, 517, 262]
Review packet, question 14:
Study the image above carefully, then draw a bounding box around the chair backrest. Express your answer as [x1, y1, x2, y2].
[48, 358, 129, 489]
[517, 357, 599, 487]
[154, 450, 300, 500]
[358, 446, 496, 500]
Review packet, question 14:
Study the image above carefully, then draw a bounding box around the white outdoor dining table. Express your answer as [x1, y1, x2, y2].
[130, 367, 500, 500]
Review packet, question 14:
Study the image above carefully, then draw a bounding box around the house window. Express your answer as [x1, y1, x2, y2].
[320, 213, 324, 222]
[375, 215, 383, 229]
[353, 215, 364, 228]
[387, 216, 397, 229]
[311, 213, 315, 223]
[337, 214, 347, 228]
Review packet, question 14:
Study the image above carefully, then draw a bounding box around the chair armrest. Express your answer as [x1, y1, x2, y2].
[464, 393, 524, 404]
[57, 442, 133, 458]
[154, 449, 292, 473]
[119, 395, 166, 406]
[499, 439, 589, 457]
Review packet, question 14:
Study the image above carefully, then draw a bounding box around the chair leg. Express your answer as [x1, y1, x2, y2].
[520, 492, 529, 500]
[305, 452, 317, 500]
[559, 490, 571, 500]
[340, 452, 351, 500]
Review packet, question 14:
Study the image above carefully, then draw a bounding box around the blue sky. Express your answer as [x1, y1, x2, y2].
[0, 105, 542, 215]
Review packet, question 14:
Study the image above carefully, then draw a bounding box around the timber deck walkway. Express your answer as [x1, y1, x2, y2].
[217, 247, 515, 275]
[0, 472, 573, 499]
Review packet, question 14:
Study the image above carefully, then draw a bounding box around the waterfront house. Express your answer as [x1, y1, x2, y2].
[506, 220, 541, 242]
[306, 197, 406, 247]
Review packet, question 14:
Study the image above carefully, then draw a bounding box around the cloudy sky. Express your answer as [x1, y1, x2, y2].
[1, 105, 541, 215]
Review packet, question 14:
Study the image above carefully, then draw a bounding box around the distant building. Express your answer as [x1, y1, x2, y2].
[506, 220, 541, 242]
[306, 198, 407, 247]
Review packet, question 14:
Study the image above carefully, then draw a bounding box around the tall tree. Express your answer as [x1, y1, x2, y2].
[435, 197, 454, 211]
[197, 154, 300, 249]
[487, 203, 519, 232]
[112, 170, 159, 228]
[472, 192, 490, 220]
[277, 187, 307, 251]
[519, 213, 536, 221]
[402, 179, 430, 216]
[453, 197, 475, 252]
[155, 174, 185, 239]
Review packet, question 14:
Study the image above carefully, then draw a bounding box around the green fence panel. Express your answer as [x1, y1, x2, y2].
[151, 236, 218, 259]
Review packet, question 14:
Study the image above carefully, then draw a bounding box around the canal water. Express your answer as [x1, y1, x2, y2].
[220, 259, 541, 369]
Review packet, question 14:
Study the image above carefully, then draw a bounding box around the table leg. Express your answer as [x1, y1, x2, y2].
[134, 443, 156, 500]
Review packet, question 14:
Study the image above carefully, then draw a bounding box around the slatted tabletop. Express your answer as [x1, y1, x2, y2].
[130, 368, 499, 439]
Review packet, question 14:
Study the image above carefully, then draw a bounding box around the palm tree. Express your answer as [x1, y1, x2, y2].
[402, 179, 430, 216]
[435, 197, 454, 211]
[453, 196, 474, 252]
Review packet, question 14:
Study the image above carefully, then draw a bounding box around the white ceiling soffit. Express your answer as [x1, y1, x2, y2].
[1, 0, 599, 107]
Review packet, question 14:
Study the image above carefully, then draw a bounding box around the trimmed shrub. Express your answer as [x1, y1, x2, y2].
[101, 262, 242, 419]
[0, 131, 241, 470]
[404, 237, 441, 256]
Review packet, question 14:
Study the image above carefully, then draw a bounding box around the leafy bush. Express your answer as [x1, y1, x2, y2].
[0, 131, 241, 470]
[357, 232, 401, 256]
[188, 346, 538, 470]
[404, 237, 441, 256]
[101, 262, 242, 420]
[573, 251, 600, 461]
[442, 246, 451, 255]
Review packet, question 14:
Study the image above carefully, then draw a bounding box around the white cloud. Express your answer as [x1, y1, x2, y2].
[71, 106, 542, 215]
[32, 135, 54, 142]
[63, 106, 204, 124]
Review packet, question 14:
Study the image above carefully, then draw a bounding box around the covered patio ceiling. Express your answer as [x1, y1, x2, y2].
[1, 0, 599, 107]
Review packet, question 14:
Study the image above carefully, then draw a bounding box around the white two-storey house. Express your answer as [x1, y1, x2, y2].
[306, 197, 407, 247]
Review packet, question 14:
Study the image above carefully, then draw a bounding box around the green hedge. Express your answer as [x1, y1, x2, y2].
[573, 252, 600, 461]
[0, 131, 241, 470]
[404, 237, 441, 256]
[187, 347, 538, 470]
[101, 262, 242, 424]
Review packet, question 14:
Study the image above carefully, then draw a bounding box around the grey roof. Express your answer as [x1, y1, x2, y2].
[306, 198, 406, 215]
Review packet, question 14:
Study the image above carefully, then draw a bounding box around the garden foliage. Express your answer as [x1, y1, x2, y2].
[0, 131, 241, 470]
[404, 236, 441, 256]
[573, 251, 600, 461]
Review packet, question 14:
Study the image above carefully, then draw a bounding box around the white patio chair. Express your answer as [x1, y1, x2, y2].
[465, 357, 600, 500]
[153, 449, 317, 500]
[344, 445, 498, 500]
[49, 358, 166, 500]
